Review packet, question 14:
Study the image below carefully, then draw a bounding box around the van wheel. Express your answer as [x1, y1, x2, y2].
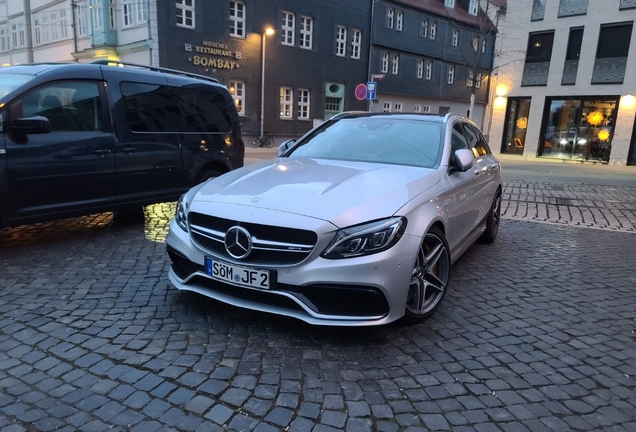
[198, 169, 222, 184]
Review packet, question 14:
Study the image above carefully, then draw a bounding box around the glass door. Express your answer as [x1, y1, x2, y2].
[502, 98, 531, 155]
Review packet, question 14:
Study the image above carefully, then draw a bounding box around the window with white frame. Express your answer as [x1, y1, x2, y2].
[413, 104, 421, 113]
[336, 25, 346, 57]
[447, 66, 455, 84]
[351, 29, 361, 59]
[417, 59, 423, 78]
[109, 0, 116, 29]
[41, 16, 50, 43]
[426, 59, 432, 80]
[60, 10, 68, 38]
[396, 11, 403, 31]
[50, 13, 59, 41]
[422, 105, 431, 113]
[0, 26, 8, 52]
[123, 0, 147, 28]
[90, 0, 103, 30]
[452, 29, 458, 46]
[467, 70, 482, 88]
[392, 54, 399, 75]
[445, 0, 455, 7]
[229, 81, 244, 115]
[34, 17, 42, 45]
[230, 1, 245, 37]
[469, 0, 479, 15]
[387, 8, 394, 29]
[76, 3, 87, 36]
[381, 51, 388, 73]
[280, 87, 292, 119]
[421, 18, 428, 37]
[10, 21, 26, 48]
[123, 0, 134, 27]
[176, 0, 195, 29]
[383, 102, 391, 112]
[430, 21, 436, 39]
[136, 0, 148, 24]
[297, 89, 310, 120]
[394, 103, 403, 112]
[281, 11, 294, 46]
[473, 35, 479, 52]
[482, 38, 486, 53]
[300, 16, 312, 49]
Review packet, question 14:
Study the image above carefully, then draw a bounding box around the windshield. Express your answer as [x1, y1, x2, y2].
[0, 73, 36, 100]
[288, 117, 443, 168]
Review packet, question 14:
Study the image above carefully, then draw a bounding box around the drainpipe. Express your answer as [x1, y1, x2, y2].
[23, 0, 34, 63]
[366, 0, 376, 112]
[71, 0, 79, 60]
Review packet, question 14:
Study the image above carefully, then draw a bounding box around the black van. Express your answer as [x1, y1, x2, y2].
[0, 61, 243, 228]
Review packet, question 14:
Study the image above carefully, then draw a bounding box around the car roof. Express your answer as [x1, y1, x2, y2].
[333, 111, 469, 124]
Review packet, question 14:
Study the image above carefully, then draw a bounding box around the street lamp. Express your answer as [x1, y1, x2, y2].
[260, 27, 275, 140]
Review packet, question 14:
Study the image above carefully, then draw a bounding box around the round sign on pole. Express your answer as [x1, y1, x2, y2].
[355, 83, 367, 101]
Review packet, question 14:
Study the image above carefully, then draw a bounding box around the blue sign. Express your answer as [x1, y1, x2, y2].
[366, 82, 376, 100]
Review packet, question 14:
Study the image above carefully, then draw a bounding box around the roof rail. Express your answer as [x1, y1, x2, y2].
[91, 60, 220, 84]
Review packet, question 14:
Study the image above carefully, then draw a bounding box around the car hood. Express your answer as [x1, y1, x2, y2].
[193, 158, 440, 226]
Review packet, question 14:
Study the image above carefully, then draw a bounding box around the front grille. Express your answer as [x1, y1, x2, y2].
[188, 213, 318, 265]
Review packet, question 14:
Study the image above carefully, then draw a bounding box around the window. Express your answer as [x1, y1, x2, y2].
[394, 103, 403, 112]
[298, 89, 310, 120]
[413, 104, 421, 113]
[90, 0, 104, 30]
[11, 21, 26, 48]
[387, 8, 394, 29]
[336, 26, 346, 57]
[109, 0, 116, 29]
[383, 102, 391, 112]
[439, 106, 450, 115]
[123, 0, 147, 28]
[467, 70, 482, 88]
[445, 0, 455, 7]
[121, 82, 177, 132]
[282, 11, 294, 46]
[502, 98, 531, 155]
[50, 13, 59, 41]
[469, 0, 479, 15]
[74, 3, 87, 36]
[173, 86, 233, 133]
[381, 51, 389, 73]
[123, 0, 134, 27]
[426, 60, 432, 80]
[422, 105, 431, 113]
[447, 66, 455, 84]
[463, 123, 490, 157]
[0, 26, 8, 52]
[452, 30, 459, 46]
[300, 16, 313, 49]
[482, 38, 487, 53]
[229, 80, 244, 116]
[566, 28, 583, 61]
[60, 10, 68, 38]
[176, 0, 195, 29]
[532, 0, 546, 21]
[526, 32, 555, 63]
[351, 29, 361, 59]
[430, 21, 436, 40]
[421, 18, 428, 37]
[325, 97, 341, 112]
[230, 1, 245, 37]
[596, 23, 633, 60]
[34, 18, 42, 45]
[136, 0, 148, 23]
[417, 59, 423, 78]
[280, 87, 292, 119]
[396, 11, 403, 31]
[473, 35, 479, 52]
[392, 54, 399, 75]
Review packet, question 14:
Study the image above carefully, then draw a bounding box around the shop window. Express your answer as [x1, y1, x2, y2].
[229, 81, 244, 116]
[502, 97, 531, 155]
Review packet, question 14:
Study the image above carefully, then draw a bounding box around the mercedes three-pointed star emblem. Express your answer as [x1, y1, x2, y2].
[224, 226, 252, 259]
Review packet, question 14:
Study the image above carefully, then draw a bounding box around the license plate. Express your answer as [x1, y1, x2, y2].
[205, 257, 271, 290]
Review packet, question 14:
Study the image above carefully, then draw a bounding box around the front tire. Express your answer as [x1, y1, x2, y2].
[480, 188, 501, 243]
[403, 226, 451, 323]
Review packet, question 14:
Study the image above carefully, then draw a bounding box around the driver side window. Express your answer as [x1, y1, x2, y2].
[450, 122, 469, 164]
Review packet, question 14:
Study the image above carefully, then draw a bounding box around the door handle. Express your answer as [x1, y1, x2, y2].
[473, 168, 481, 176]
[94, 148, 111, 157]
[122, 146, 137, 153]
[490, 163, 497, 169]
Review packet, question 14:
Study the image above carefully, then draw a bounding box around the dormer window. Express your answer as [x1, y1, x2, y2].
[445, 0, 455, 8]
[469, 0, 479, 15]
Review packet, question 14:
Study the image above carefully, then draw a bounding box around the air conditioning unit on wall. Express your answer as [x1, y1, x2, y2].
[325, 83, 345, 98]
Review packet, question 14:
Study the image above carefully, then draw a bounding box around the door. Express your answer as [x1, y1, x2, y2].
[103, 68, 183, 204]
[5, 80, 115, 220]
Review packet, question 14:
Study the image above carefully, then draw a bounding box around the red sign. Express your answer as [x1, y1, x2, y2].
[355, 83, 367, 101]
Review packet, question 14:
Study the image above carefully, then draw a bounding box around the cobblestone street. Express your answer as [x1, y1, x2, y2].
[1, 158, 635, 432]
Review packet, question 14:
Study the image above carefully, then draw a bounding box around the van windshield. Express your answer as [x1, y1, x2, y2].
[0, 73, 36, 100]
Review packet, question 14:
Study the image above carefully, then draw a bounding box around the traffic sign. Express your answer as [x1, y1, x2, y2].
[366, 82, 376, 100]
[355, 83, 367, 101]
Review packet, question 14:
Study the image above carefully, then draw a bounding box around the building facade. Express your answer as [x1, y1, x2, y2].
[489, 0, 636, 166]
[0, 0, 157, 66]
[368, 0, 497, 129]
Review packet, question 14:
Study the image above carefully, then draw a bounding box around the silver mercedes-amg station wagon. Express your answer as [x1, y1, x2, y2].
[166, 113, 501, 326]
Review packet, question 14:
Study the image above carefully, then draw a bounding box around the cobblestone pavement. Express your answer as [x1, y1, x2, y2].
[1, 164, 636, 431]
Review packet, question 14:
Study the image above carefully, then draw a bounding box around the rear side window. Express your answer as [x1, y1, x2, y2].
[120, 82, 178, 132]
[172, 86, 233, 133]
[19, 81, 102, 132]
[463, 123, 491, 157]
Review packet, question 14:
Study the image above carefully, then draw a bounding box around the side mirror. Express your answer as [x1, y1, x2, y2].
[12, 116, 52, 135]
[277, 139, 296, 157]
[454, 149, 475, 171]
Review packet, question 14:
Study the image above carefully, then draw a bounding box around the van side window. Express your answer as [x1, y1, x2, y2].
[172, 86, 233, 133]
[20, 82, 102, 132]
[120, 82, 178, 132]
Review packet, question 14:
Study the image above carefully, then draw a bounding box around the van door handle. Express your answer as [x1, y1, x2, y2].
[122, 146, 137, 153]
[94, 148, 111, 157]
[473, 168, 481, 176]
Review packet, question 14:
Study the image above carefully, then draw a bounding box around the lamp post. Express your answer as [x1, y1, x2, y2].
[260, 27, 275, 139]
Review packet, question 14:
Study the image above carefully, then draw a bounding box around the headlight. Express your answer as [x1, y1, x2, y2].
[174, 194, 188, 232]
[322, 217, 406, 259]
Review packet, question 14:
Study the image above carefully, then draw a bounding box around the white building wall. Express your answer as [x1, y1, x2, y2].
[489, 0, 636, 165]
